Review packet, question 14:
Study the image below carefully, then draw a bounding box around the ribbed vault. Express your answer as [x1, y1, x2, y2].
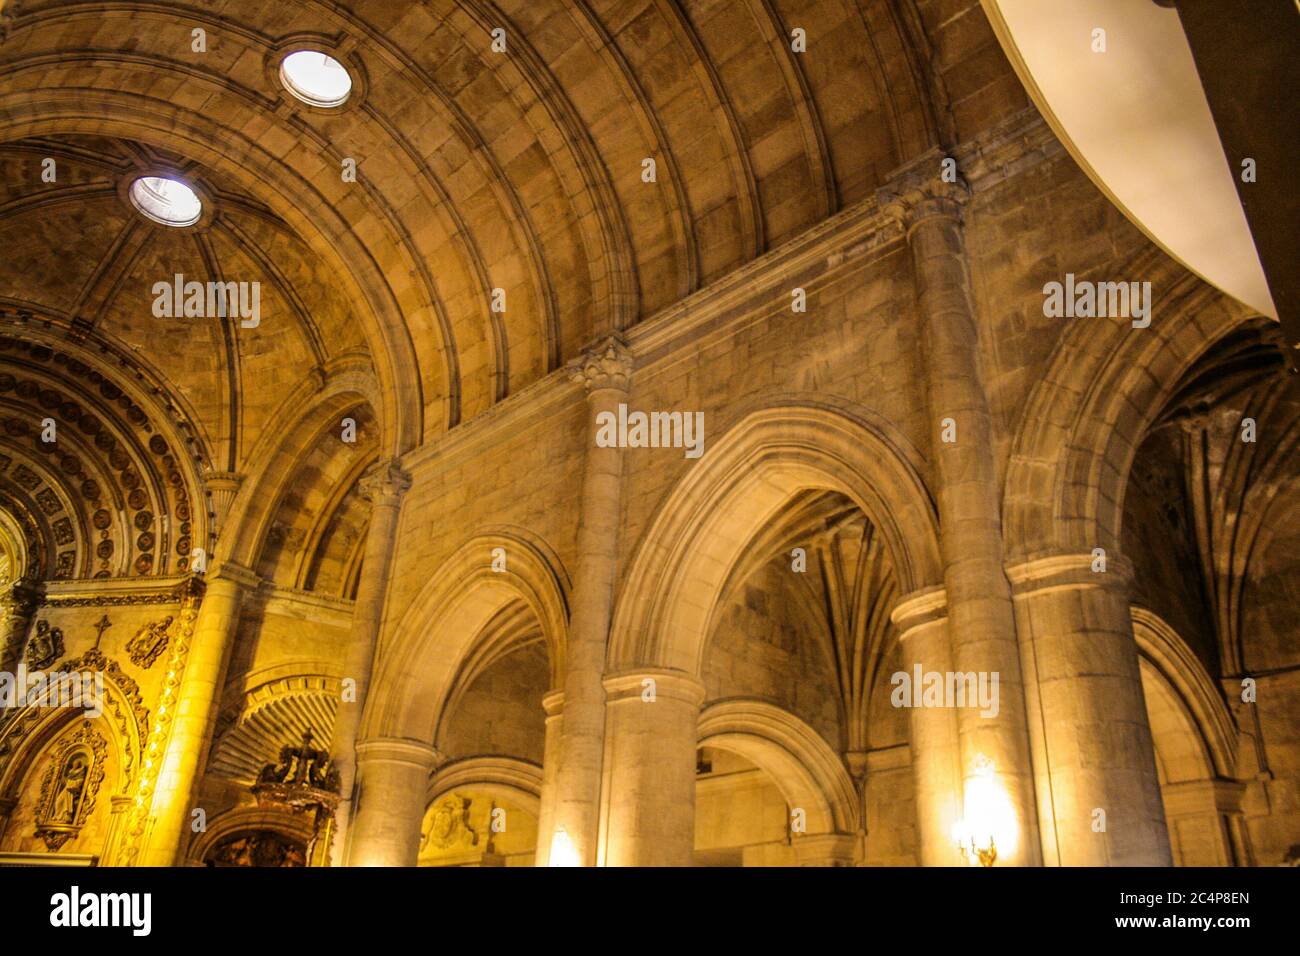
[0, 0, 1023, 459]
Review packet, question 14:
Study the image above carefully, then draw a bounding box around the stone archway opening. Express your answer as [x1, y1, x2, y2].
[694, 746, 796, 866]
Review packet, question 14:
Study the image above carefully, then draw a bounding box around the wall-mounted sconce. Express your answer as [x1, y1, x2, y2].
[952, 754, 1012, 867]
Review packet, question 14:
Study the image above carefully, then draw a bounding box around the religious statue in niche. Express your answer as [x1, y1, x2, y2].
[26, 619, 64, 670]
[204, 830, 307, 867]
[125, 615, 173, 669]
[34, 724, 107, 851]
[422, 792, 478, 852]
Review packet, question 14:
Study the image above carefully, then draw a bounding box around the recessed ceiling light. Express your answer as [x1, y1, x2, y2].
[129, 176, 202, 227]
[280, 50, 353, 108]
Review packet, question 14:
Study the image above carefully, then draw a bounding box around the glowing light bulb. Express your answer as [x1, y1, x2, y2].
[954, 755, 1018, 866]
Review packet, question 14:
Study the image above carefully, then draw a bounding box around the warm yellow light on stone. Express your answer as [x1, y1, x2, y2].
[549, 827, 580, 867]
[953, 756, 1018, 865]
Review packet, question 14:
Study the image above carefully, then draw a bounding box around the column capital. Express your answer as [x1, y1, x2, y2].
[568, 334, 632, 394]
[603, 668, 706, 707]
[542, 689, 565, 717]
[876, 148, 971, 234]
[889, 584, 948, 635]
[172, 573, 206, 608]
[1005, 549, 1136, 596]
[206, 560, 261, 593]
[358, 458, 412, 504]
[355, 736, 443, 772]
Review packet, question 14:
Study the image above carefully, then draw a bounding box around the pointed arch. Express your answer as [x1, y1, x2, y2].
[1002, 257, 1253, 559]
[608, 398, 941, 674]
[361, 528, 569, 745]
[219, 364, 379, 570]
[1132, 606, 1237, 780]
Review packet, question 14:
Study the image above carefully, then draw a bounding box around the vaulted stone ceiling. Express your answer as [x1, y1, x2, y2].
[0, 0, 1024, 439]
[0, 0, 1025, 588]
[0, 135, 370, 469]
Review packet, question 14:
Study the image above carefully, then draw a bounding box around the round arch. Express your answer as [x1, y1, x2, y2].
[361, 528, 570, 744]
[608, 399, 941, 674]
[427, 756, 543, 817]
[698, 699, 860, 837]
[185, 806, 315, 865]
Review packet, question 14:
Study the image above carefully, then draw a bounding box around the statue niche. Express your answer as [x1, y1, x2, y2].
[34, 724, 107, 851]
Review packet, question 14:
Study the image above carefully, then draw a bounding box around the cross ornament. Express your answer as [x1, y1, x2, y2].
[92, 614, 112, 650]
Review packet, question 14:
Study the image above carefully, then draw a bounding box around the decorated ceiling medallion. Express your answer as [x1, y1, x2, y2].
[279, 50, 353, 107]
[128, 176, 202, 227]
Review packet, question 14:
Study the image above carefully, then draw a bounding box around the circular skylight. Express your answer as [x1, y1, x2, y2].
[280, 50, 353, 107]
[128, 176, 203, 227]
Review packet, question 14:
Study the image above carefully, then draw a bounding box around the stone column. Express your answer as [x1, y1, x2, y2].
[1007, 552, 1172, 865]
[881, 161, 1039, 865]
[0, 580, 40, 677]
[328, 458, 411, 866]
[346, 737, 441, 866]
[140, 563, 256, 866]
[891, 586, 964, 866]
[533, 689, 565, 865]
[99, 795, 135, 866]
[599, 669, 705, 867]
[544, 336, 631, 866]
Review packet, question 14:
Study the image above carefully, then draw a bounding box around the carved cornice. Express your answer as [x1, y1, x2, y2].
[357, 458, 412, 504]
[951, 107, 1065, 194]
[567, 335, 632, 394]
[39, 593, 175, 608]
[40, 574, 199, 608]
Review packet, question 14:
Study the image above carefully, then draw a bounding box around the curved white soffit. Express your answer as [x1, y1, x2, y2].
[981, 0, 1276, 319]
